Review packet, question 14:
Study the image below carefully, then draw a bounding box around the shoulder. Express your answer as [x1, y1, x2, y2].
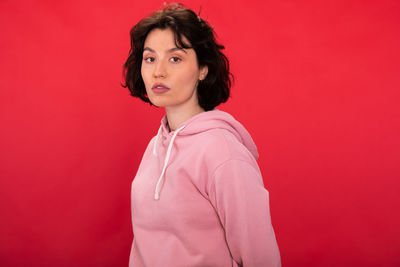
[140, 134, 158, 158]
[190, 128, 258, 170]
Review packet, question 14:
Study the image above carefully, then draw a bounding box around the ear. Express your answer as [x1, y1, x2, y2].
[199, 66, 208, 81]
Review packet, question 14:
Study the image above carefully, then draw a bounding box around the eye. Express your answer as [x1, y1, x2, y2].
[143, 56, 155, 63]
[170, 57, 181, 63]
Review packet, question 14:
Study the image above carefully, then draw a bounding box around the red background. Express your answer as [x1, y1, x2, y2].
[1, 0, 399, 266]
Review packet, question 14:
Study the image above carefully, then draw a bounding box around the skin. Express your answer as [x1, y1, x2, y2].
[141, 28, 208, 131]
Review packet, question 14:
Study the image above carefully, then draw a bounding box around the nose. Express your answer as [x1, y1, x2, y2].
[153, 59, 167, 78]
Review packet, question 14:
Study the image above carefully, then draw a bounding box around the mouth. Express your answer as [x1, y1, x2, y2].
[152, 83, 170, 94]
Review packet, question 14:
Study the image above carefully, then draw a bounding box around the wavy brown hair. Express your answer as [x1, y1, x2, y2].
[121, 3, 233, 111]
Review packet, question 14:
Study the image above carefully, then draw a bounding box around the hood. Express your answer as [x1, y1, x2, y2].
[152, 109, 259, 200]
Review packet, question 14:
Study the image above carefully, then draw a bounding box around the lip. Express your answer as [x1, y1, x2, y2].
[152, 83, 170, 94]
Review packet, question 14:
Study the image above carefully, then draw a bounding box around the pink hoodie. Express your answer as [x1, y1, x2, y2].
[129, 109, 281, 267]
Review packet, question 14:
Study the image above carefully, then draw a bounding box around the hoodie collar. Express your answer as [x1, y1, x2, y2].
[152, 109, 259, 200]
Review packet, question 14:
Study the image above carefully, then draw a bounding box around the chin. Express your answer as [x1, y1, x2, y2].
[148, 98, 170, 108]
[148, 95, 177, 108]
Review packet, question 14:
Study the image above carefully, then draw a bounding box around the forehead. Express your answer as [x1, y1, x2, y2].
[143, 28, 190, 50]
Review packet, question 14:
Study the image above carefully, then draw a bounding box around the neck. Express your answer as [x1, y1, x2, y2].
[165, 104, 205, 132]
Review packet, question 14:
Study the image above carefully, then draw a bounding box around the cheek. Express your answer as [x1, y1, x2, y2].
[140, 66, 147, 84]
[140, 67, 152, 97]
[178, 67, 200, 87]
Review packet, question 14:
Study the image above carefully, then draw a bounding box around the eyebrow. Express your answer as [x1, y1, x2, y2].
[143, 47, 187, 54]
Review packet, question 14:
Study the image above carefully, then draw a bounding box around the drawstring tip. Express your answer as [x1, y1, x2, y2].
[154, 193, 159, 200]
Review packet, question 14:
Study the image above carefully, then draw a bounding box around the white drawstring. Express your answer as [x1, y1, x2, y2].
[154, 125, 186, 200]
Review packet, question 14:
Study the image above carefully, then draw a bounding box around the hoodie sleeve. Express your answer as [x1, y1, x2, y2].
[209, 159, 281, 267]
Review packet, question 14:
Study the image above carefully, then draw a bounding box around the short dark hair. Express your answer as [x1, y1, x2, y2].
[121, 3, 232, 111]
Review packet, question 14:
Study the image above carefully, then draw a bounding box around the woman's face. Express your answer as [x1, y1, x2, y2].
[141, 28, 208, 110]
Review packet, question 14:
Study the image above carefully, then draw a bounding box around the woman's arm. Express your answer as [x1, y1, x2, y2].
[209, 159, 281, 267]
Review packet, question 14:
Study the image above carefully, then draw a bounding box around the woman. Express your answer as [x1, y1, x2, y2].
[122, 3, 281, 267]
